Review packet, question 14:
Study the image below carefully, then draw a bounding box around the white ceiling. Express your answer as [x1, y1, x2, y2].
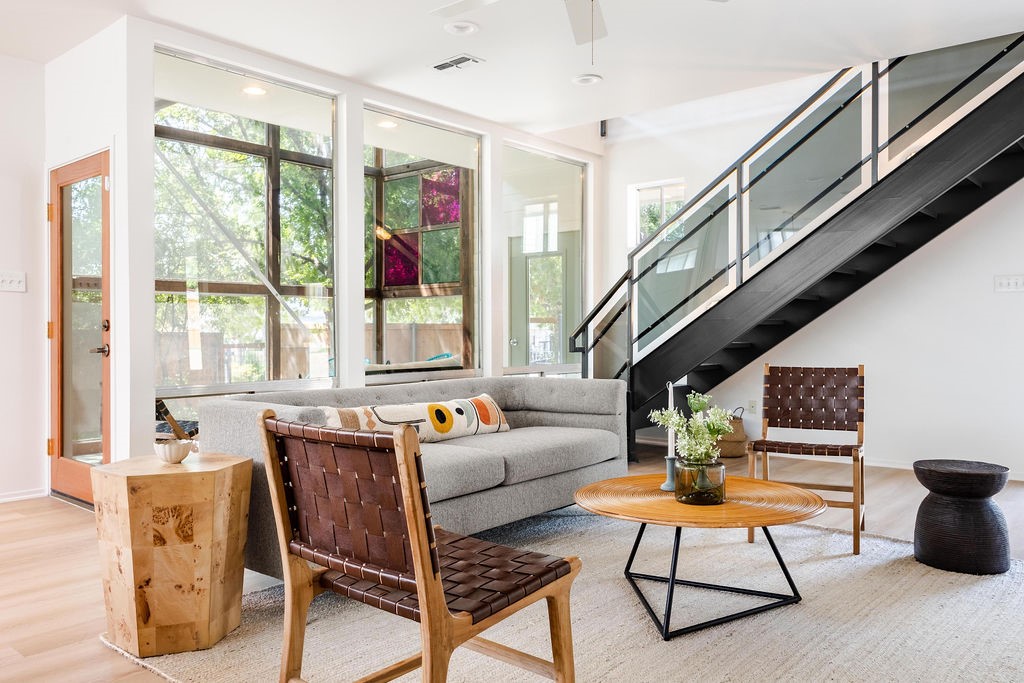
[3, 0, 1024, 132]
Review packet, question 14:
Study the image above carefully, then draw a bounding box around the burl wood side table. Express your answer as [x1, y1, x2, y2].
[91, 454, 252, 656]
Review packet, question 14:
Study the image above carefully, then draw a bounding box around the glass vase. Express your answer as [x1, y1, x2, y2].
[675, 459, 726, 505]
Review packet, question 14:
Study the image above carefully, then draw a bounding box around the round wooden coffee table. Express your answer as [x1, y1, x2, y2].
[575, 474, 826, 640]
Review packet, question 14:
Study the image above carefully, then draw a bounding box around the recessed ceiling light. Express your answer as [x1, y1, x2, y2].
[444, 20, 479, 35]
[377, 120, 399, 129]
[242, 85, 267, 96]
[572, 73, 603, 86]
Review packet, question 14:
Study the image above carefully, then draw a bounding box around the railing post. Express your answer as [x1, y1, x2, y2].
[735, 163, 745, 286]
[871, 61, 880, 184]
[626, 273, 637, 462]
[581, 329, 589, 378]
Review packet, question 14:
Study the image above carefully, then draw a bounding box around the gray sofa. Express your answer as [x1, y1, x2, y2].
[199, 376, 627, 578]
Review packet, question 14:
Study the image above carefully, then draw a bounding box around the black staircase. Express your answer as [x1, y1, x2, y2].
[571, 33, 1024, 448]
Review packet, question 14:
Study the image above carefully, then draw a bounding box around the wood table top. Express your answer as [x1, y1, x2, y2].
[92, 453, 249, 477]
[575, 474, 827, 529]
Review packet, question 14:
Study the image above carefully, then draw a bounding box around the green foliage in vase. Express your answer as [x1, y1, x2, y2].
[649, 392, 734, 464]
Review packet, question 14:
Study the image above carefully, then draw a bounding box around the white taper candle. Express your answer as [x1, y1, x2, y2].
[666, 381, 676, 457]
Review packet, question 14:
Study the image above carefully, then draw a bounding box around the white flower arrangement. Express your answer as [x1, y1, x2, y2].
[649, 391, 734, 464]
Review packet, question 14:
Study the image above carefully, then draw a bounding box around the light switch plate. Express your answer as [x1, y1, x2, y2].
[994, 274, 1024, 292]
[0, 270, 26, 293]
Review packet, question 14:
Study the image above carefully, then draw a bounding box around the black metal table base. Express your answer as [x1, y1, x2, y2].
[624, 523, 801, 640]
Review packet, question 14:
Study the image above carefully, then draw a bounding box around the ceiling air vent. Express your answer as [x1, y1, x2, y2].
[433, 53, 485, 71]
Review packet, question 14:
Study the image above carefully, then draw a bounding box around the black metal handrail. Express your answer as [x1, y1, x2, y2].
[569, 268, 629, 347]
[879, 33, 1024, 153]
[577, 32, 1024, 386]
[626, 67, 853, 263]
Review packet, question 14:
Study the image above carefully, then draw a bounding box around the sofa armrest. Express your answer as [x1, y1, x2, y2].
[199, 400, 326, 579]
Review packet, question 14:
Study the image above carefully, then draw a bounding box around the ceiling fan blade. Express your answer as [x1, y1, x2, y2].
[564, 0, 608, 45]
[430, 0, 502, 18]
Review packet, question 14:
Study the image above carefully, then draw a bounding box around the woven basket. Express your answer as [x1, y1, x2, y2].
[718, 408, 748, 458]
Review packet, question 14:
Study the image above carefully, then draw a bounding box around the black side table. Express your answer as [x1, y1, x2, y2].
[913, 459, 1010, 574]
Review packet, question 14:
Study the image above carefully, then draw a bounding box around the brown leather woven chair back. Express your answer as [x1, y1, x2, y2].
[263, 417, 439, 579]
[763, 365, 864, 432]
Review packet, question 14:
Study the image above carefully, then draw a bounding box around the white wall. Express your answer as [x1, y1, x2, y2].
[0, 55, 46, 501]
[710, 176, 1024, 480]
[45, 19, 150, 465]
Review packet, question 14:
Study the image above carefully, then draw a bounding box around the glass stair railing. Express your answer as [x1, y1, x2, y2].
[572, 31, 1024, 388]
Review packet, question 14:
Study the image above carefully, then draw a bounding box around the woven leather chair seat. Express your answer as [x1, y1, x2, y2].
[294, 529, 571, 624]
[263, 416, 581, 681]
[750, 439, 859, 457]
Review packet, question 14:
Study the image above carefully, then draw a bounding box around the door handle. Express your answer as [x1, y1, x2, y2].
[89, 344, 110, 357]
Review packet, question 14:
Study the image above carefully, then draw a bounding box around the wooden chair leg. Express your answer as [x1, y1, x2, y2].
[546, 590, 576, 683]
[852, 454, 863, 555]
[421, 643, 453, 683]
[860, 456, 867, 530]
[281, 567, 318, 683]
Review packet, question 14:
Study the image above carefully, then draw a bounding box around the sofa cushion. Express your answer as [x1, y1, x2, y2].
[443, 426, 619, 486]
[320, 393, 509, 443]
[419, 442, 507, 502]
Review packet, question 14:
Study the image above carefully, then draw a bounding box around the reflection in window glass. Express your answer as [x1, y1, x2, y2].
[364, 298, 377, 365]
[384, 176, 420, 230]
[504, 146, 583, 369]
[280, 126, 333, 158]
[280, 162, 333, 287]
[421, 168, 460, 226]
[155, 139, 267, 284]
[636, 181, 686, 242]
[364, 108, 477, 374]
[528, 255, 564, 364]
[69, 177, 103, 277]
[154, 55, 333, 390]
[422, 228, 460, 284]
[281, 296, 333, 379]
[384, 150, 425, 167]
[154, 293, 267, 385]
[384, 233, 419, 286]
[364, 176, 377, 289]
[154, 102, 266, 144]
[382, 296, 463, 366]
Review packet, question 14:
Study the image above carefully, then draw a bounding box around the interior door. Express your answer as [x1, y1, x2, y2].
[49, 151, 111, 503]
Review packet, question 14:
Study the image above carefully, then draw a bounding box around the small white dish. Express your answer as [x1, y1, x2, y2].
[154, 439, 197, 464]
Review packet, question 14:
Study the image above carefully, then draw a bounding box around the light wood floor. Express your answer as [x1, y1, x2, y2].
[3, 456, 1022, 682]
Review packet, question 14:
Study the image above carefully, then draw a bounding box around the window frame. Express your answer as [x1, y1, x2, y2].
[153, 119, 335, 392]
[629, 177, 687, 246]
[363, 150, 476, 372]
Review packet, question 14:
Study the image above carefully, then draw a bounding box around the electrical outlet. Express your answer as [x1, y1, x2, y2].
[994, 274, 1024, 292]
[0, 270, 26, 293]
[747, 399, 757, 411]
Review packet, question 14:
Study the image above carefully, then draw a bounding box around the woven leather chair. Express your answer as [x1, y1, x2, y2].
[746, 364, 866, 554]
[259, 411, 582, 683]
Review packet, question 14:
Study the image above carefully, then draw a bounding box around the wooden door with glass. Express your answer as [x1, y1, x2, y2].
[49, 151, 111, 503]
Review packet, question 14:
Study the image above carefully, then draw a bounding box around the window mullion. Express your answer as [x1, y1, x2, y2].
[267, 124, 282, 380]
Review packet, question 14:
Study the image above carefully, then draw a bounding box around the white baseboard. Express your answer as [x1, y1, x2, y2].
[0, 488, 48, 504]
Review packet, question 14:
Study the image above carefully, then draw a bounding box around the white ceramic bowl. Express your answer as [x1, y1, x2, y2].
[154, 439, 196, 464]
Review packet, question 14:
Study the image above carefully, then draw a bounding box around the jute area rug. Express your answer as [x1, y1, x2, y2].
[103, 508, 1024, 682]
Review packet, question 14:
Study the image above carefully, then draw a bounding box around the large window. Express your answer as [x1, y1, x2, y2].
[504, 146, 584, 372]
[153, 54, 334, 391]
[363, 110, 478, 375]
